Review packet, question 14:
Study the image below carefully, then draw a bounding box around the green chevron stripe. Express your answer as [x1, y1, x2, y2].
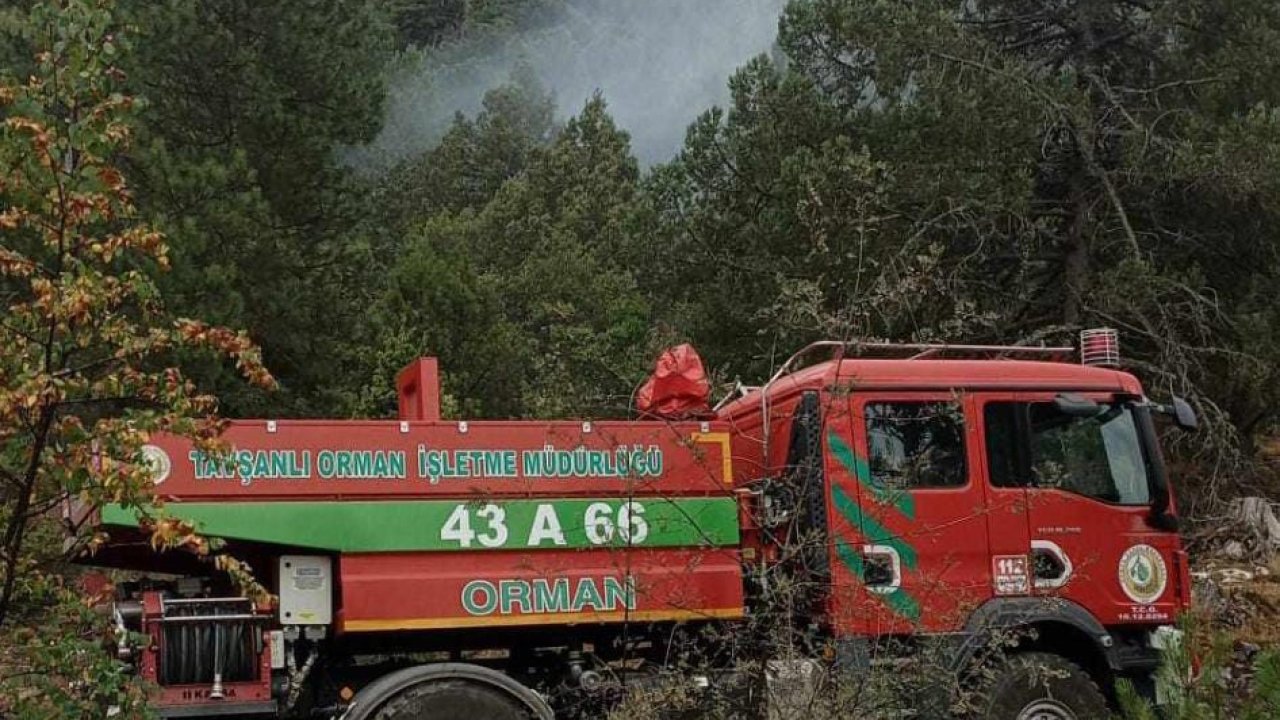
[834, 538, 921, 622]
[830, 485, 918, 570]
[827, 430, 915, 519]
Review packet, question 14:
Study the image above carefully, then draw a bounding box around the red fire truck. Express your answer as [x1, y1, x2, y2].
[89, 332, 1196, 719]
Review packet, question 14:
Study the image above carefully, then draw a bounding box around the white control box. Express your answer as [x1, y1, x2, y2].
[278, 555, 332, 625]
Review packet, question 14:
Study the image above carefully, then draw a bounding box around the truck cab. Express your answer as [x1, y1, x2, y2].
[717, 337, 1192, 715]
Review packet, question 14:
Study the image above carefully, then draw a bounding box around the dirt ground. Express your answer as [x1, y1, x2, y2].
[1193, 554, 1280, 647]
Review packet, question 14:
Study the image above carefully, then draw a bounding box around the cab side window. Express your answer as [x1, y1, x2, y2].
[865, 401, 967, 488]
[982, 400, 1151, 505]
[983, 403, 1021, 488]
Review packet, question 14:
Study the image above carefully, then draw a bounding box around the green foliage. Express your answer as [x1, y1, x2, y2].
[376, 65, 556, 233]
[357, 91, 652, 418]
[116, 0, 394, 417]
[1117, 621, 1280, 720]
[348, 0, 1280, 496]
[0, 0, 269, 715]
[0, 516, 153, 719]
[387, 0, 560, 48]
[628, 0, 1280, 505]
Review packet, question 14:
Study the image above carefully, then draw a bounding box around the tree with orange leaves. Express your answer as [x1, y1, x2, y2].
[0, 0, 273, 646]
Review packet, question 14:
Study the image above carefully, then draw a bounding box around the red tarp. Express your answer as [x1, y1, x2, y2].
[636, 344, 712, 419]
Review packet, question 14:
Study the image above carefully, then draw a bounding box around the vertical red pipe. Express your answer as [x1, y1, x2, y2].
[396, 357, 441, 422]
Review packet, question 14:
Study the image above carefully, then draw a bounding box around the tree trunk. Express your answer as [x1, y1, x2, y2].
[1061, 173, 1090, 327]
[0, 408, 53, 631]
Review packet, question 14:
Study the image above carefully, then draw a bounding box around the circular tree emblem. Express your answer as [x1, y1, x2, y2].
[1118, 544, 1167, 604]
[140, 444, 172, 486]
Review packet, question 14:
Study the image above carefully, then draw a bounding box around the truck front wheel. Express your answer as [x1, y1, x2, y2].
[374, 679, 531, 720]
[974, 651, 1109, 720]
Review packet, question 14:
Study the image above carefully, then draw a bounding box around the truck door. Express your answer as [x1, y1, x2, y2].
[986, 393, 1180, 627]
[844, 392, 992, 634]
[975, 393, 1034, 599]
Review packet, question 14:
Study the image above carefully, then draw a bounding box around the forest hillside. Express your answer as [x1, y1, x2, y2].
[3, 1, 1280, 717]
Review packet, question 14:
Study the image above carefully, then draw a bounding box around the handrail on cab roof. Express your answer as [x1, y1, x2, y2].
[763, 339, 1075, 389]
[748, 340, 1075, 460]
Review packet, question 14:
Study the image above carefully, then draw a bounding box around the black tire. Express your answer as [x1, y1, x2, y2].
[373, 679, 532, 720]
[973, 652, 1109, 720]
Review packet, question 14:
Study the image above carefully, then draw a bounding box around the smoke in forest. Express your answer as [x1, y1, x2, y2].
[354, 0, 787, 169]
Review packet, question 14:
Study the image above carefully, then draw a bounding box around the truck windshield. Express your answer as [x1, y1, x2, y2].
[1026, 402, 1151, 505]
[985, 400, 1154, 505]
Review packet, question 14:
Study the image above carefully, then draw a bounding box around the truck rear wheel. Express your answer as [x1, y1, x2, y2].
[343, 663, 552, 720]
[374, 678, 531, 720]
[974, 651, 1109, 720]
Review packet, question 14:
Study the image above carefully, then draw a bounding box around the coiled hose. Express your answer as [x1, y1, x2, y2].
[159, 602, 256, 685]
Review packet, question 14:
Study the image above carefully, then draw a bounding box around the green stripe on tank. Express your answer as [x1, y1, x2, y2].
[834, 538, 922, 623]
[827, 430, 915, 519]
[100, 497, 739, 552]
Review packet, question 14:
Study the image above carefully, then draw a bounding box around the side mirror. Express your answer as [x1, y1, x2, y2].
[1170, 396, 1198, 432]
[1053, 393, 1101, 418]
